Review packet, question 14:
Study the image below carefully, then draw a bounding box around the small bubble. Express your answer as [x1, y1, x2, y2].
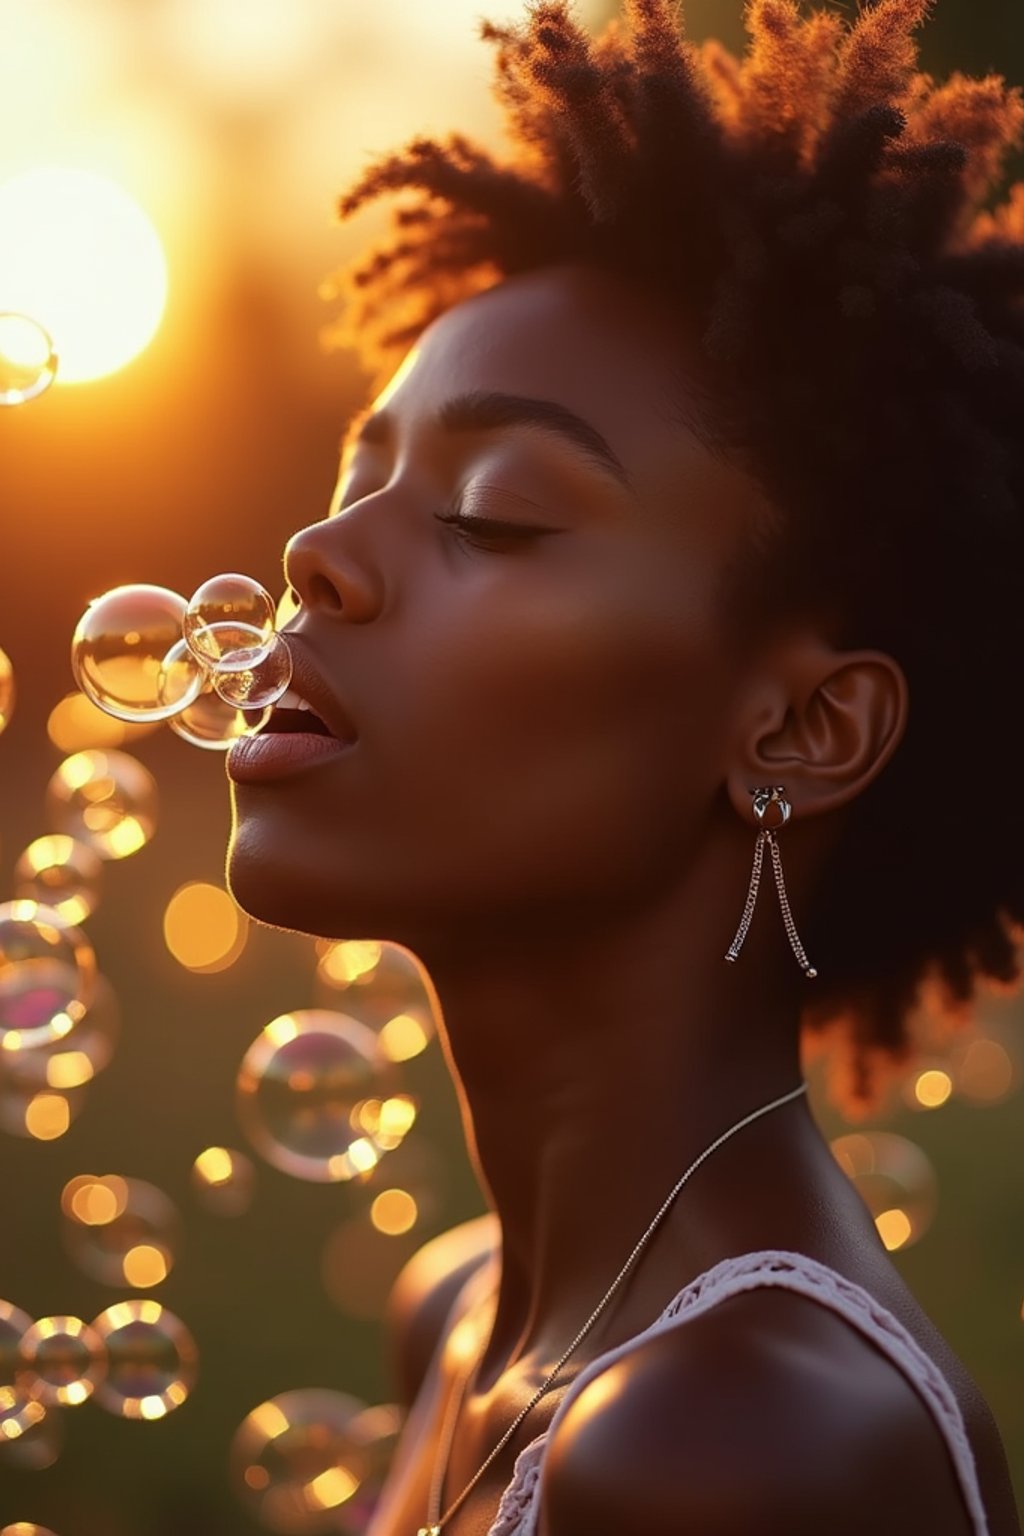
[62, 1175, 180, 1288]
[314, 942, 437, 1057]
[184, 574, 276, 672]
[230, 1388, 383, 1533]
[0, 900, 95, 1050]
[71, 586, 205, 723]
[0, 312, 58, 406]
[0, 1399, 63, 1470]
[90, 1300, 198, 1419]
[0, 974, 119, 1092]
[237, 1011, 397, 1183]
[0, 647, 14, 736]
[46, 749, 157, 860]
[213, 633, 293, 710]
[14, 835, 103, 925]
[830, 1131, 937, 1249]
[17, 1316, 106, 1407]
[191, 1147, 256, 1217]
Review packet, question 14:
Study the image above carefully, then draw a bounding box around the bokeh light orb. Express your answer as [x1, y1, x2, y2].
[1, 1525, 61, 1536]
[163, 883, 247, 974]
[90, 1300, 198, 1419]
[830, 1131, 938, 1250]
[0, 1084, 85, 1141]
[191, 1146, 256, 1217]
[0, 647, 15, 735]
[0, 974, 119, 1092]
[47, 691, 158, 754]
[213, 634, 293, 709]
[71, 587, 204, 723]
[0, 168, 167, 383]
[184, 573, 277, 671]
[0, 900, 95, 1050]
[47, 749, 157, 860]
[230, 1388, 389, 1534]
[237, 1011, 396, 1183]
[168, 681, 270, 750]
[14, 835, 103, 926]
[61, 1175, 180, 1288]
[17, 1315, 106, 1407]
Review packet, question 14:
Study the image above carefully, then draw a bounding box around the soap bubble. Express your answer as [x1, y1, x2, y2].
[168, 681, 270, 751]
[184, 574, 276, 671]
[14, 835, 103, 925]
[0, 900, 95, 1050]
[90, 1299, 198, 1419]
[230, 1388, 388, 1534]
[213, 633, 293, 710]
[0, 974, 119, 1091]
[830, 1132, 937, 1250]
[0, 312, 57, 405]
[17, 1315, 106, 1407]
[0, 647, 14, 736]
[47, 749, 157, 860]
[191, 1146, 256, 1217]
[71, 585, 205, 722]
[0, 1299, 36, 1442]
[62, 1174, 181, 1288]
[314, 942, 437, 1061]
[237, 1011, 396, 1183]
[0, 1401, 63, 1470]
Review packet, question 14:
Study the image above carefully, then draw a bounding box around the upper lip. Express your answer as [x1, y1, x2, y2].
[277, 636, 358, 744]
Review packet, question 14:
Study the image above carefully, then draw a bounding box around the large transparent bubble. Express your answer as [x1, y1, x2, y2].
[46, 749, 157, 860]
[0, 312, 58, 406]
[229, 1388, 398, 1534]
[168, 681, 270, 751]
[71, 585, 205, 722]
[90, 1300, 198, 1419]
[237, 1011, 398, 1183]
[184, 573, 276, 671]
[0, 900, 95, 1050]
[213, 633, 293, 710]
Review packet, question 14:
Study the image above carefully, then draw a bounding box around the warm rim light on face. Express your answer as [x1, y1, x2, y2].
[0, 168, 168, 383]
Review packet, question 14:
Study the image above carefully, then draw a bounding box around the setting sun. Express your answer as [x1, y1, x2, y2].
[0, 168, 168, 383]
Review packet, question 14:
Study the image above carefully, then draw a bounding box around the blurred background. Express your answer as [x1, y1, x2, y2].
[0, 0, 1022, 1531]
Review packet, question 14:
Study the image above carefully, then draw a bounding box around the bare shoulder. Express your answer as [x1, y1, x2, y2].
[383, 1211, 499, 1409]
[539, 1286, 977, 1536]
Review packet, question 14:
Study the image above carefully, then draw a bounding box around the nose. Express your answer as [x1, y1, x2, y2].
[284, 514, 383, 622]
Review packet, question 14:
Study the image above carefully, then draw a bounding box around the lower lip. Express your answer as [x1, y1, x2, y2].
[226, 731, 354, 784]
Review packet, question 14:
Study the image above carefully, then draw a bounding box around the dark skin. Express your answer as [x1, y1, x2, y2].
[227, 265, 1020, 1535]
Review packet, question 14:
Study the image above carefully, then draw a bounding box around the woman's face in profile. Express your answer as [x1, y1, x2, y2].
[226, 262, 768, 950]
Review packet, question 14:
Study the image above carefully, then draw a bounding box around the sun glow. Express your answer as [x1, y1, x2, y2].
[0, 168, 168, 383]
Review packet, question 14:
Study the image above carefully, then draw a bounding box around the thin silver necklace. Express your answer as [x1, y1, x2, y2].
[416, 1077, 809, 1535]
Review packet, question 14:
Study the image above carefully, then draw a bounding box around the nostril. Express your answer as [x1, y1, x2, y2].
[308, 571, 344, 611]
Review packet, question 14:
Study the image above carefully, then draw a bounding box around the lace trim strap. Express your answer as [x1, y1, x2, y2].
[490, 1247, 989, 1536]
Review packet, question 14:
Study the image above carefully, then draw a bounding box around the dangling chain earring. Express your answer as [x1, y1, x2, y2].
[724, 785, 818, 979]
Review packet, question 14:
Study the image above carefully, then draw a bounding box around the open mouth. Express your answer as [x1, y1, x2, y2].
[261, 706, 335, 737]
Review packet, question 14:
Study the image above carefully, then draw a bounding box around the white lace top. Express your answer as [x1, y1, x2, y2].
[436, 1248, 989, 1536]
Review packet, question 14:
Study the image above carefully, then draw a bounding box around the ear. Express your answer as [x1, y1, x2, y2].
[725, 636, 909, 825]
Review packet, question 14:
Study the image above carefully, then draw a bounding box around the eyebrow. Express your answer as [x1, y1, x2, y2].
[341, 389, 634, 493]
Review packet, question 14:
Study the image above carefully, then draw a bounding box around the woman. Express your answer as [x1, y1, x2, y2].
[225, 1, 1023, 1531]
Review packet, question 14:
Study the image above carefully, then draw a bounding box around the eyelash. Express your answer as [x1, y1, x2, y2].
[433, 497, 541, 548]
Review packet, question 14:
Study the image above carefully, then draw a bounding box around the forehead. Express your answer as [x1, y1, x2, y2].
[364, 265, 729, 513]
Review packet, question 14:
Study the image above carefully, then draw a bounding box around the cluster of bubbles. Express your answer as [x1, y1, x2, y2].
[0, 312, 58, 407]
[70, 574, 294, 750]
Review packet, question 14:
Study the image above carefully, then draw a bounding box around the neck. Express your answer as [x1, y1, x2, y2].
[415, 868, 821, 1387]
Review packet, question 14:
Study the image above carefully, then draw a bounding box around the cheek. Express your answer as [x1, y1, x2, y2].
[374, 554, 733, 895]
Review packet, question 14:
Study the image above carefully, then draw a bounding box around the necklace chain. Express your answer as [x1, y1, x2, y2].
[416, 1078, 809, 1535]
